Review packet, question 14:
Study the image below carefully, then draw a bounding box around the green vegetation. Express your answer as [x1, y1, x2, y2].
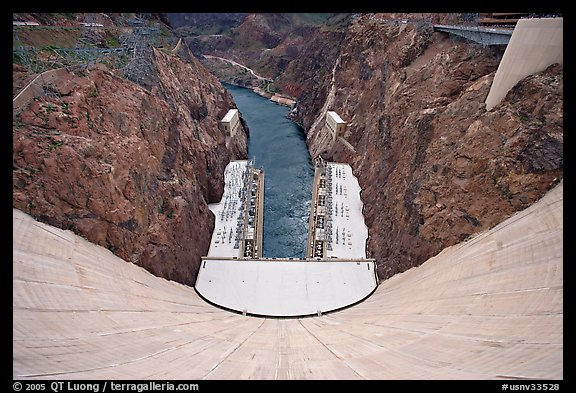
[25, 166, 42, 178]
[48, 141, 64, 150]
[105, 37, 120, 48]
[13, 51, 24, 65]
[546, 76, 559, 87]
[289, 13, 334, 26]
[59, 13, 76, 21]
[15, 115, 25, 129]
[498, 184, 514, 200]
[159, 24, 173, 37]
[13, 21, 129, 73]
[320, 13, 354, 31]
[69, 122, 78, 129]
[159, 197, 174, 219]
[40, 45, 58, 54]
[65, 222, 80, 236]
[98, 59, 113, 69]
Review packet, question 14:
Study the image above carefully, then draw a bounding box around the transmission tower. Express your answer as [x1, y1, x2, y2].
[122, 17, 159, 88]
[13, 25, 63, 105]
[13, 13, 163, 106]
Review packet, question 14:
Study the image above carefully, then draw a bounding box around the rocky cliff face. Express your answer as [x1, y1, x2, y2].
[161, 13, 248, 33]
[290, 14, 563, 279]
[13, 48, 248, 285]
[167, 13, 353, 90]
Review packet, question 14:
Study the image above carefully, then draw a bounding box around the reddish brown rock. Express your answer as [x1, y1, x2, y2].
[13, 48, 248, 286]
[289, 14, 563, 280]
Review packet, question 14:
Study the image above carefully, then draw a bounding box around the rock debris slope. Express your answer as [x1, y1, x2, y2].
[13, 179, 562, 379]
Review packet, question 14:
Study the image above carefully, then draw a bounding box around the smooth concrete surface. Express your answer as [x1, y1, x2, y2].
[207, 160, 249, 257]
[324, 163, 368, 259]
[485, 18, 563, 110]
[13, 180, 562, 379]
[196, 259, 377, 317]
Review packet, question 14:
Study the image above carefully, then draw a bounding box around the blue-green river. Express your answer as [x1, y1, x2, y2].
[224, 83, 314, 258]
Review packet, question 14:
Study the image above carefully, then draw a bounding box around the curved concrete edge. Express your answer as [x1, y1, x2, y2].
[195, 259, 378, 317]
[486, 17, 563, 110]
[13, 180, 562, 379]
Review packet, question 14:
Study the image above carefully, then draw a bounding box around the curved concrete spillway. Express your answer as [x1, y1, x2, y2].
[198, 160, 377, 317]
[196, 258, 378, 317]
[13, 181, 562, 379]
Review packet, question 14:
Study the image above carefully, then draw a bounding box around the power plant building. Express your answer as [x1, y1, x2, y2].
[221, 109, 240, 137]
[326, 111, 347, 140]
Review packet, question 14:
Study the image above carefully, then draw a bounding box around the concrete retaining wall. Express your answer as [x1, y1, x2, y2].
[485, 18, 563, 111]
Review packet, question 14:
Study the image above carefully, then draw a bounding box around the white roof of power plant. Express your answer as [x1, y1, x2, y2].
[12, 180, 563, 379]
[325, 163, 367, 259]
[221, 108, 238, 123]
[327, 110, 346, 124]
[202, 160, 374, 316]
[196, 259, 377, 317]
[207, 160, 248, 257]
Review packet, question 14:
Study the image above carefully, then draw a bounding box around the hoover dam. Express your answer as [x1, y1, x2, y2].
[13, 14, 563, 381]
[13, 179, 562, 379]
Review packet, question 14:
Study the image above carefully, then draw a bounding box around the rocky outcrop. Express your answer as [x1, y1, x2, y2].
[13, 48, 248, 286]
[290, 14, 563, 280]
[171, 13, 354, 90]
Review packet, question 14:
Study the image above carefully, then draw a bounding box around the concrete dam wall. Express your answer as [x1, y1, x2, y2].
[13, 180, 562, 379]
[485, 17, 563, 111]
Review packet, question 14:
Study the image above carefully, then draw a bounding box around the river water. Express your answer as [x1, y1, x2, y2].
[224, 83, 314, 258]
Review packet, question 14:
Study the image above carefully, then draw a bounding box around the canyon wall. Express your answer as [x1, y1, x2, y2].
[13, 13, 563, 285]
[13, 48, 248, 285]
[289, 14, 563, 279]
